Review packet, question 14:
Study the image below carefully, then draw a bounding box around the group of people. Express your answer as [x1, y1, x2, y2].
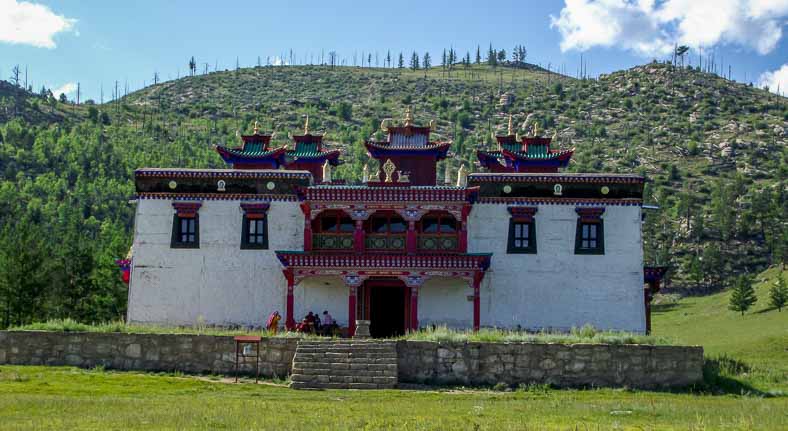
[296, 310, 339, 335]
[264, 310, 339, 336]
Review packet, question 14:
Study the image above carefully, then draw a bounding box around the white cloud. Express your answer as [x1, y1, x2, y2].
[758, 63, 788, 94]
[0, 0, 76, 48]
[52, 82, 76, 98]
[551, 0, 788, 56]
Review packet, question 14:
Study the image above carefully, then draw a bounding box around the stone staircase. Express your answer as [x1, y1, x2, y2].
[289, 339, 398, 389]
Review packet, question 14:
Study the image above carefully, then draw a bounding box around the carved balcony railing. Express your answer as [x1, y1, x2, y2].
[417, 234, 459, 252]
[365, 235, 406, 251]
[313, 233, 354, 251]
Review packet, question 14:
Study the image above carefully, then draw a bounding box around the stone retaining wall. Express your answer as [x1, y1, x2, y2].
[0, 332, 703, 388]
[0, 331, 297, 378]
[396, 341, 703, 388]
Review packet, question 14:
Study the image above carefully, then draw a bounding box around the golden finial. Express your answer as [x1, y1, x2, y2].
[507, 115, 514, 136]
[362, 163, 369, 182]
[253, 120, 260, 135]
[533, 123, 539, 137]
[304, 115, 310, 135]
[403, 107, 413, 127]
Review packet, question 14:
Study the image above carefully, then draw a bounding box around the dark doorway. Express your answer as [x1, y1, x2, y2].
[368, 281, 407, 338]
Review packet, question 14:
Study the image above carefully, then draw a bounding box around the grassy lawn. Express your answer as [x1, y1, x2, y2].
[1, 366, 786, 431]
[653, 266, 788, 392]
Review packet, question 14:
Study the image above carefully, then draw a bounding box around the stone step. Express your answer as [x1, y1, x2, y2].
[294, 354, 397, 361]
[295, 347, 396, 353]
[290, 381, 395, 390]
[292, 367, 397, 378]
[290, 340, 399, 390]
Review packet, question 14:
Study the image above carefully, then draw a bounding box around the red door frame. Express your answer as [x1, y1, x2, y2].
[360, 278, 412, 334]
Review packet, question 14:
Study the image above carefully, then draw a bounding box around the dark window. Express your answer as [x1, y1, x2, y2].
[575, 221, 604, 254]
[422, 217, 438, 233]
[241, 216, 268, 249]
[369, 214, 406, 234]
[318, 213, 354, 233]
[171, 215, 199, 248]
[507, 220, 536, 254]
[419, 213, 457, 234]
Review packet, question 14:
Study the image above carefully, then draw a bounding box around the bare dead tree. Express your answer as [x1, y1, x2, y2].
[10, 65, 21, 86]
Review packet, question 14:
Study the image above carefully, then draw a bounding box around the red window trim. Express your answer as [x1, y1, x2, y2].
[172, 202, 202, 218]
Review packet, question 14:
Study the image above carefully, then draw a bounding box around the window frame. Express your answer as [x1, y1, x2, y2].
[574, 220, 605, 255]
[171, 214, 200, 249]
[507, 218, 537, 254]
[315, 211, 355, 234]
[241, 215, 269, 250]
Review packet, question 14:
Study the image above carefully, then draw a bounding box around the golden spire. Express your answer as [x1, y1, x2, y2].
[304, 115, 310, 135]
[403, 107, 413, 127]
[253, 120, 260, 135]
[533, 123, 539, 137]
[507, 115, 514, 136]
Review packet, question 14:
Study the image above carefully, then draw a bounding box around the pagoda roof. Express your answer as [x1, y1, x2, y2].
[365, 140, 451, 159]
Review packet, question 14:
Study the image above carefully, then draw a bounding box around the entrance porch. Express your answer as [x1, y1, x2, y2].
[276, 252, 491, 337]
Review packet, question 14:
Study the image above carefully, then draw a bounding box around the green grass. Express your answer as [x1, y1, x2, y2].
[12, 320, 671, 345]
[653, 266, 788, 392]
[0, 366, 785, 430]
[8, 319, 322, 338]
[398, 324, 673, 345]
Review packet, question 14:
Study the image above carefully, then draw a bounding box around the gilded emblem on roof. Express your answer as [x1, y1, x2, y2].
[382, 159, 396, 183]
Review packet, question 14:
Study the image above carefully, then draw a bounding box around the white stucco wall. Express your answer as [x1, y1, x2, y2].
[128, 198, 645, 333]
[467, 203, 645, 333]
[418, 277, 474, 328]
[127, 199, 302, 326]
[294, 277, 348, 326]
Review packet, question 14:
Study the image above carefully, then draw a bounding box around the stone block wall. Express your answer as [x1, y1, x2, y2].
[0, 331, 297, 378]
[0, 332, 703, 388]
[397, 341, 703, 389]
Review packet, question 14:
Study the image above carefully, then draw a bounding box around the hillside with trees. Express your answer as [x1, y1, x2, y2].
[0, 57, 785, 326]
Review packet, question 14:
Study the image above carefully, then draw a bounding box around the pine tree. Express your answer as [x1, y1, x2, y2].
[386, 50, 391, 68]
[475, 45, 481, 64]
[409, 51, 419, 71]
[728, 274, 757, 315]
[397, 53, 404, 69]
[769, 272, 787, 311]
[487, 43, 497, 67]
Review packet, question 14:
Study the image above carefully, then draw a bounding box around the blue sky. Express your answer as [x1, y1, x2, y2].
[1, 0, 786, 101]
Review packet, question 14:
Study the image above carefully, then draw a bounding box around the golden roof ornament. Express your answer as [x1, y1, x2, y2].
[507, 114, 514, 136]
[403, 107, 414, 127]
[382, 158, 396, 182]
[533, 123, 539, 137]
[253, 120, 260, 135]
[322, 160, 332, 183]
[456, 164, 468, 187]
[304, 115, 310, 135]
[362, 163, 369, 183]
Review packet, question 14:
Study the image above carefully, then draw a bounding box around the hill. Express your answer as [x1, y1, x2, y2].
[653, 266, 788, 392]
[0, 61, 785, 326]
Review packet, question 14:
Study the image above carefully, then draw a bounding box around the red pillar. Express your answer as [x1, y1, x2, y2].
[459, 204, 471, 253]
[348, 284, 357, 336]
[284, 269, 296, 330]
[472, 272, 483, 331]
[300, 203, 312, 252]
[410, 286, 419, 332]
[406, 221, 417, 254]
[354, 220, 365, 253]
